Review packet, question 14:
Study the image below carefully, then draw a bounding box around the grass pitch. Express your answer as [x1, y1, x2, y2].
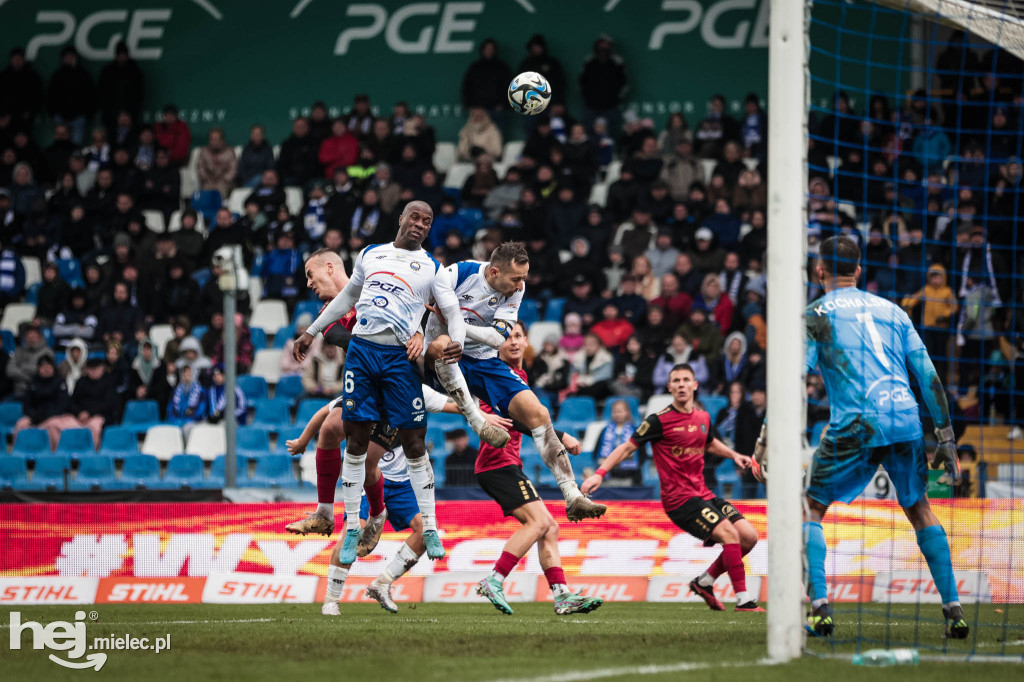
[2, 603, 1021, 681]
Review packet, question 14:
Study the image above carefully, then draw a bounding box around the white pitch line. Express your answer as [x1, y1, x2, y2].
[481, 659, 779, 682]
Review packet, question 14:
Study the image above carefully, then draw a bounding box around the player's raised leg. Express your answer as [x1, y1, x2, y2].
[426, 335, 510, 448]
[507, 389, 606, 521]
[691, 516, 759, 611]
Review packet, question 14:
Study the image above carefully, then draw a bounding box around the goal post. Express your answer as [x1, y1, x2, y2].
[766, 0, 810, 662]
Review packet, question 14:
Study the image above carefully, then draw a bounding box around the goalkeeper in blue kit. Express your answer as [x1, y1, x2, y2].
[790, 236, 967, 639]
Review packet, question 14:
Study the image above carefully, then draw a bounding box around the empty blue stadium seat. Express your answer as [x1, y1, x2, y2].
[99, 426, 140, 459]
[57, 258, 84, 288]
[544, 298, 566, 322]
[122, 400, 161, 435]
[699, 395, 728, 419]
[56, 428, 95, 461]
[425, 425, 448, 452]
[30, 455, 71, 490]
[714, 459, 742, 499]
[250, 398, 292, 432]
[12, 429, 50, 459]
[292, 300, 321, 326]
[191, 190, 222, 222]
[602, 396, 642, 423]
[24, 282, 40, 304]
[520, 453, 549, 485]
[558, 396, 596, 423]
[250, 326, 268, 351]
[244, 454, 296, 488]
[274, 375, 304, 403]
[69, 455, 117, 491]
[0, 457, 29, 490]
[518, 299, 539, 326]
[1, 329, 15, 354]
[120, 454, 161, 489]
[430, 412, 465, 430]
[273, 326, 296, 348]
[237, 375, 269, 403]
[273, 426, 310, 456]
[208, 454, 251, 487]
[163, 454, 206, 489]
[237, 427, 271, 460]
[457, 207, 484, 235]
[294, 399, 322, 427]
[0, 402, 23, 438]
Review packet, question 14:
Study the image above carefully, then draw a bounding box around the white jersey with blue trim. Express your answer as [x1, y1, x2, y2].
[348, 243, 451, 343]
[378, 445, 410, 483]
[425, 260, 523, 360]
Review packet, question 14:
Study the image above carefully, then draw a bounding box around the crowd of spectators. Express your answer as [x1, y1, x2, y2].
[1, 34, 1021, 496]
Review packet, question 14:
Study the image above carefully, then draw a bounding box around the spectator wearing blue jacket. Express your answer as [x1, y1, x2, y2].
[205, 364, 247, 425]
[167, 363, 206, 436]
[260, 231, 303, 305]
[596, 399, 645, 485]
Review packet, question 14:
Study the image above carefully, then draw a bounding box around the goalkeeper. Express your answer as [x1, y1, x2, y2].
[757, 236, 967, 640]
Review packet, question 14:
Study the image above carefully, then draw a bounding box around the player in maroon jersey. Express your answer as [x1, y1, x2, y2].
[474, 321, 604, 616]
[286, 248, 422, 544]
[582, 363, 764, 612]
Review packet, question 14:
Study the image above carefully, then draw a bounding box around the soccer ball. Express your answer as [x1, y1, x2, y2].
[508, 71, 552, 116]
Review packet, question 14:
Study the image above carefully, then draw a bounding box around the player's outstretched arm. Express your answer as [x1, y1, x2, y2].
[707, 438, 752, 470]
[582, 440, 638, 494]
[432, 268, 466, 350]
[464, 324, 511, 350]
[287, 405, 332, 455]
[906, 347, 961, 482]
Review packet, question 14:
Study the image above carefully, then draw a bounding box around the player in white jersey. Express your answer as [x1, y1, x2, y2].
[424, 242, 606, 522]
[294, 201, 465, 565]
[287, 386, 512, 614]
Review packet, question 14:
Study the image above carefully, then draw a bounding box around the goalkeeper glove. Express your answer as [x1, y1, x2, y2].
[752, 420, 767, 482]
[931, 425, 961, 485]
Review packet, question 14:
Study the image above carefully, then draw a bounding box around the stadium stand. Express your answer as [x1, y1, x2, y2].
[141, 425, 185, 461]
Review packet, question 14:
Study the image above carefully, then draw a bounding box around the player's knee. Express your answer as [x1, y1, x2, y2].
[426, 337, 449, 360]
[543, 516, 559, 540]
[740, 528, 758, 552]
[717, 521, 740, 545]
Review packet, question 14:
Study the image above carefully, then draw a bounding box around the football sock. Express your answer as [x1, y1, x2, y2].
[407, 456, 438, 533]
[341, 449, 366, 531]
[804, 521, 828, 602]
[543, 567, 571, 597]
[380, 543, 420, 585]
[315, 447, 342, 513]
[434, 360, 486, 431]
[493, 550, 520, 579]
[706, 543, 753, 580]
[721, 542, 747, 594]
[325, 565, 349, 602]
[365, 474, 386, 517]
[532, 424, 582, 502]
[916, 525, 960, 604]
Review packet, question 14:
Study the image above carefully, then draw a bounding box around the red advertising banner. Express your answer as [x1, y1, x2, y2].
[0, 499, 1021, 604]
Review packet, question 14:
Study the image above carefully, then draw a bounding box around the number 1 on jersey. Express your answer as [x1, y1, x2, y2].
[855, 312, 890, 369]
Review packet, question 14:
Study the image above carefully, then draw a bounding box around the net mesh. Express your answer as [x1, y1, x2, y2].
[805, 0, 1024, 659]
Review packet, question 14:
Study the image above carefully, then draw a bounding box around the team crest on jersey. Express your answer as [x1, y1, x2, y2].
[700, 423, 707, 433]
[372, 296, 388, 308]
[345, 399, 355, 410]
[410, 261, 422, 271]
[487, 296, 499, 308]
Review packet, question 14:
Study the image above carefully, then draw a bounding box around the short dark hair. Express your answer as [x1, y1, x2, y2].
[490, 241, 529, 269]
[308, 247, 342, 264]
[818, 235, 861, 278]
[514, 319, 527, 335]
[669, 363, 695, 378]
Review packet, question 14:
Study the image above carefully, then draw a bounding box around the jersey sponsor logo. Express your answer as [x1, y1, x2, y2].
[636, 421, 651, 436]
[412, 398, 423, 410]
[372, 296, 388, 308]
[687, 425, 697, 432]
[368, 280, 405, 294]
[461, 294, 473, 301]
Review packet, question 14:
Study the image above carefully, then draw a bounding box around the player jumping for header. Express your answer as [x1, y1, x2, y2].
[425, 242, 606, 522]
[295, 200, 464, 565]
[474, 321, 604, 616]
[583, 363, 764, 612]
[763, 235, 966, 638]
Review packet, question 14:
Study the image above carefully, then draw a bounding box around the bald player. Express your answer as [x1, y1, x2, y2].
[295, 201, 464, 564]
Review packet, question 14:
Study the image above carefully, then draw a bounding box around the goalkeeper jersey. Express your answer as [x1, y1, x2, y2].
[805, 286, 925, 447]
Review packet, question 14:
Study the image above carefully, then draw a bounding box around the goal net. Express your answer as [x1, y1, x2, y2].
[777, 0, 1024, 661]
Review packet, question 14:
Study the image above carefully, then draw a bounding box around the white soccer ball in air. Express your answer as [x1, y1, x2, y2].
[508, 71, 552, 116]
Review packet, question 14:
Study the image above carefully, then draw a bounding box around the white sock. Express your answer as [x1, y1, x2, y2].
[325, 565, 349, 602]
[551, 583, 571, 598]
[532, 424, 582, 502]
[407, 457, 438, 532]
[811, 597, 829, 609]
[316, 502, 334, 519]
[488, 570, 505, 585]
[434, 360, 486, 429]
[943, 600, 961, 610]
[379, 543, 420, 584]
[736, 590, 753, 604]
[342, 450, 366, 531]
[697, 572, 715, 588]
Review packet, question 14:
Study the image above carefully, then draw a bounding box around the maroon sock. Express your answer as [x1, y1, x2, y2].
[544, 566, 567, 588]
[493, 551, 520, 578]
[721, 543, 747, 594]
[707, 543, 753, 579]
[315, 447, 342, 504]
[365, 475, 385, 517]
